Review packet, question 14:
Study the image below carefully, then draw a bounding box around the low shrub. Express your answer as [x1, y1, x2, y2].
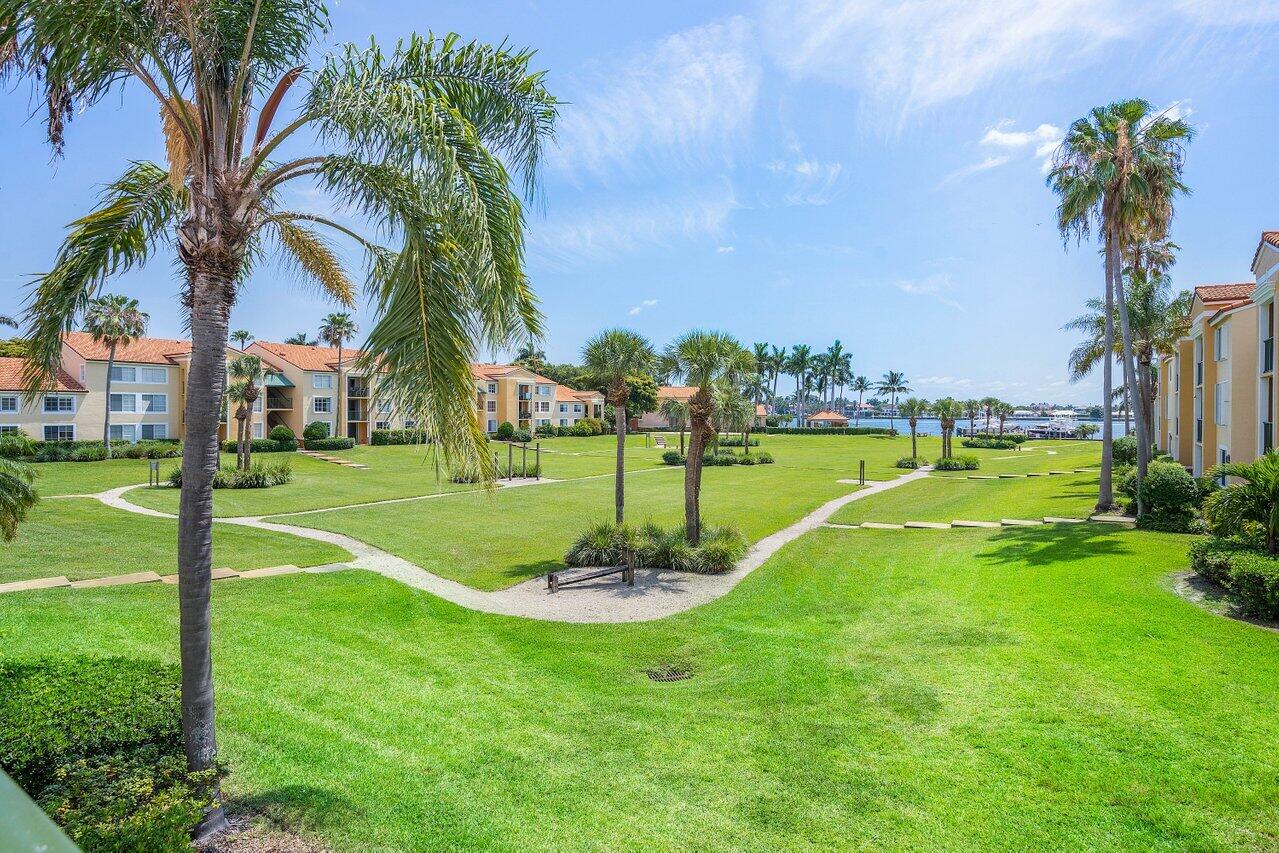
[1140, 461, 1197, 513]
[895, 456, 924, 469]
[371, 428, 430, 446]
[0, 432, 35, 459]
[305, 437, 356, 451]
[1226, 552, 1279, 619]
[1188, 536, 1260, 587]
[576, 417, 607, 436]
[701, 452, 739, 466]
[1134, 509, 1198, 534]
[961, 437, 1018, 450]
[534, 422, 557, 438]
[755, 451, 775, 464]
[220, 437, 295, 454]
[717, 436, 759, 447]
[737, 454, 757, 465]
[662, 450, 686, 465]
[302, 420, 330, 441]
[167, 459, 292, 489]
[763, 426, 895, 436]
[497, 460, 540, 478]
[934, 454, 980, 471]
[568, 421, 595, 437]
[512, 428, 533, 444]
[966, 432, 1028, 444]
[268, 425, 295, 443]
[564, 521, 747, 574]
[495, 422, 515, 440]
[0, 656, 214, 851]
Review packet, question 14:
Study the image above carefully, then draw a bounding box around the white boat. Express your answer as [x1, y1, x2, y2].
[1026, 417, 1078, 440]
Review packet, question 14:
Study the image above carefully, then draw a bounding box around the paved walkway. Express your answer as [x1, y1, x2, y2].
[79, 467, 932, 624]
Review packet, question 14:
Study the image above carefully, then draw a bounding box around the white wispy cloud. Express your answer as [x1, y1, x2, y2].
[548, 17, 760, 179]
[942, 119, 1063, 186]
[939, 154, 1011, 186]
[527, 185, 738, 269]
[764, 157, 845, 205]
[716, 245, 737, 254]
[628, 298, 660, 316]
[894, 273, 965, 311]
[916, 375, 976, 389]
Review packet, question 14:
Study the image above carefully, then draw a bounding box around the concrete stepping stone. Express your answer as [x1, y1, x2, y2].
[238, 564, 304, 579]
[1090, 514, 1134, 524]
[904, 521, 951, 529]
[160, 568, 240, 584]
[953, 520, 1000, 528]
[1044, 517, 1086, 524]
[69, 571, 163, 589]
[968, 475, 997, 480]
[1000, 518, 1043, 527]
[1073, 468, 1095, 473]
[0, 576, 70, 594]
[861, 522, 906, 530]
[305, 563, 355, 573]
[998, 474, 1026, 479]
[1026, 472, 1048, 477]
[1049, 471, 1074, 475]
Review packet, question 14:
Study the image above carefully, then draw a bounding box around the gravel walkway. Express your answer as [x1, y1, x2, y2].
[90, 468, 930, 624]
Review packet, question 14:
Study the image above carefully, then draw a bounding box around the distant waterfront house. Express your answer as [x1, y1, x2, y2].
[637, 386, 698, 429]
[754, 403, 768, 428]
[807, 409, 849, 428]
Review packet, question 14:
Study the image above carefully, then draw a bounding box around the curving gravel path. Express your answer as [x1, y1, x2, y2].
[89, 467, 931, 624]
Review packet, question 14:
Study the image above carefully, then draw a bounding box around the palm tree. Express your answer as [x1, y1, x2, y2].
[768, 345, 787, 402]
[319, 312, 358, 441]
[227, 355, 263, 470]
[582, 329, 655, 524]
[833, 351, 853, 411]
[660, 331, 753, 544]
[877, 371, 910, 433]
[0, 457, 38, 541]
[660, 396, 689, 455]
[751, 342, 770, 412]
[1206, 451, 1279, 555]
[715, 385, 754, 452]
[851, 376, 871, 425]
[823, 341, 845, 408]
[811, 352, 831, 410]
[1050, 98, 1193, 514]
[284, 332, 318, 346]
[0, 315, 17, 327]
[898, 397, 930, 460]
[787, 344, 812, 425]
[933, 397, 964, 459]
[7, 8, 556, 832]
[980, 396, 1000, 433]
[83, 294, 149, 458]
[994, 401, 1015, 437]
[230, 329, 253, 351]
[964, 399, 980, 437]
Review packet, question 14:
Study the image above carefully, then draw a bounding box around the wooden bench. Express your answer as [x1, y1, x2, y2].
[655, 436, 667, 448]
[547, 551, 636, 593]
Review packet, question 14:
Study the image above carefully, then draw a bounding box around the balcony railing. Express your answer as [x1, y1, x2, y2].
[347, 381, 370, 398]
[518, 390, 532, 401]
[1265, 421, 1274, 453]
[1265, 338, 1274, 373]
[265, 393, 292, 410]
[347, 403, 368, 421]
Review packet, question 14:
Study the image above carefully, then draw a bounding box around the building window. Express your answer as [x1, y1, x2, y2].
[574, 404, 582, 413]
[487, 419, 497, 432]
[44, 424, 75, 441]
[537, 385, 553, 396]
[0, 425, 18, 435]
[377, 399, 393, 414]
[1219, 447, 1231, 486]
[535, 401, 550, 413]
[43, 395, 75, 413]
[141, 423, 167, 439]
[141, 366, 168, 383]
[109, 424, 137, 442]
[1214, 325, 1230, 361]
[375, 420, 390, 430]
[1215, 381, 1230, 425]
[109, 393, 137, 413]
[252, 396, 262, 413]
[141, 393, 167, 413]
[404, 419, 416, 429]
[313, 374, 334, 389]
[109, 365, 137, 382]
[559, 418, 569, 427]
[486, 400, 497, 412]
[487, 382, 497, 394]
[559, 403, 567, 413]
[536, 418, 549, 426]
[0, 395, 16, 412]
[313, 397, 332, 414]
[253, 422, 263, 439]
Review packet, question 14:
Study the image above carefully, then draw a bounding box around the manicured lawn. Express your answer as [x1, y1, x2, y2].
[277, 462, 860, 590]
[3, 525, 1277, 849]
[830, 472, 1100, 524]
[931, 440, 1100, 477]
[29, 457, 162, 495]
[0, 499, 349, 583]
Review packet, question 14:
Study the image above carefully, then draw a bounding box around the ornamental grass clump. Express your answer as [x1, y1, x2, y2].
[564, 521, 747, 574]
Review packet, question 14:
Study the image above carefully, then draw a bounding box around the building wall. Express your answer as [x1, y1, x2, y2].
[1228, 306, 1258, 466]
[0, 390, 86, 440]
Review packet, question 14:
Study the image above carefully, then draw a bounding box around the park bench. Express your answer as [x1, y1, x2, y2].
[547, 551, 636, 593]
[655, 436, 667, 448]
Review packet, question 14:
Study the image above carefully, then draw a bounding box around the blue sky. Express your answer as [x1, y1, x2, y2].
[2, 1, 1278, 404]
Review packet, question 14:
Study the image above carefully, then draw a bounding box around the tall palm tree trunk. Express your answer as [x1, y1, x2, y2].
[103, 342, 118, 458]
[1098, 253, 1116, 510]
[176, 273, 232, 837]
[336, 345, 344, 441]
[613, 400, 626, 524]
[685, 390, 713, 544]
[1109, 230, 1146, 514]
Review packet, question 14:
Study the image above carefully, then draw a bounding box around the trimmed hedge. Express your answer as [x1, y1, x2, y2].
[961, 437, 1019, 450]
[565, 520, 748, 574]
[763, 426, 895, 436]
[221, 437, 295, 453]
[717, 436, 759, 447]
[1188, 536, 1279, 618]
[167, 459, 292, 489]
[17, 439, 183, 463]
[305, 437, 356, 451]
[371, 428, 430, 445]
[302, 421, 330, 441]
[934, 454, 980, 471]
[966, 432, 1028, 444]
[895, 456, 926, 469]
[268, 425, 295, 443]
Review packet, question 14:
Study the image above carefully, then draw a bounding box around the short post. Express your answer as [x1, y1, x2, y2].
[149, 459, 160, 487]
[535, 443, 541, 480]
[493, 451, 499, 478]
[859, 459, 865, 486]
[645, 432, 650, 448]
[522, 442, 528, 478]
[507, 443, 513, 480]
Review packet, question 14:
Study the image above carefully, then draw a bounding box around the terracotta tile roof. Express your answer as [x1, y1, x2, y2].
[657, 385, 697, 401]
[555, 386, 584, 402]
[1194, 283, 1255, 303]
[0, 357, 85, 392]
[1209, 299, 1253, 322]
[62, 331, 192, 365]
[252, 341, 367, 372]
[470, 363, 556, 384]
[574, 389, 603, 402]
[1264, 231, 1279, 249]
[809, 409, 849, 421]
[755, 404, 767, 417]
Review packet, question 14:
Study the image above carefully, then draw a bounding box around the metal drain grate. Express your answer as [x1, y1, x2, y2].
[644, 664, 692, 683]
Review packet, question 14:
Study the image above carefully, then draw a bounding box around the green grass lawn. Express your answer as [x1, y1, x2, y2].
[0, 499, 349, 583]
[830, 472, 1101, 524]
[3, 525, 1276, 850]
[29, 457, 161, 495]
[931, 439, 1101, 476]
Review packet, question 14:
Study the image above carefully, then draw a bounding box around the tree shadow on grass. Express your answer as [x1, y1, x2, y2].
[224, 784, 354, 842]
[975, 523, 1132, 567]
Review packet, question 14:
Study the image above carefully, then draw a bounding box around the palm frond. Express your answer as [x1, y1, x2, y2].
[266, 216, 356, 307]
[0, 457, 38, 541]
[22, 161, 180, 395]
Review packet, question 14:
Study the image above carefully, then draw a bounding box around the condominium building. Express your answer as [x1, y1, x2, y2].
[1156, 232, 1279, 475]
[471, 364, 603, 433]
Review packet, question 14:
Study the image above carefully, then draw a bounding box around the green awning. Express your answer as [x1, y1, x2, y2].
[264, 373, 294, 387]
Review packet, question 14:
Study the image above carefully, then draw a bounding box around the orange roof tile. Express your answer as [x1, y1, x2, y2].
[62, 331, 192, 365]
[657, 385, 697, 401]
[0, 357, 85, 392]
[755, 403, 767, 417]
[808, 409, 849, 421]
[573, 389, 603, 402]
[1194, 283, 1255, 303]
[470, 362, 557, 384]
[252, 341, 367, 372]
[1264, 231, 1279, 249]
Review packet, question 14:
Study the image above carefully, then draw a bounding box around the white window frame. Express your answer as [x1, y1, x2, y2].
[140, 366, 169, 384]
[0, 394, 17, 413]
[140, 423, 167, 440]
[537, 385, 553, 397]
[574, 404, 582, 413]
[313, 373, 334, 389]
[487, 382, 497, 394]
[109, 393, 138, 413]
[486, 400, 497, 412]
[1215, 380, 1230, 426]
[487, 419, 497, 432]
[43, 424, 75, 441]
[404, 419, 417, 429]
[375, 420, 390, 430]
[252, 422, 264, 439]
[109, 423, 137, 442]
[559, 418, 569, 427]
[109, 365, 137, 383]
[43, 394, 76, 413]
[1214, 325, 1230, 361]
[313, 396, 332, 414]
[0, 425, 18, 435]
[141, 393, 167, 413]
